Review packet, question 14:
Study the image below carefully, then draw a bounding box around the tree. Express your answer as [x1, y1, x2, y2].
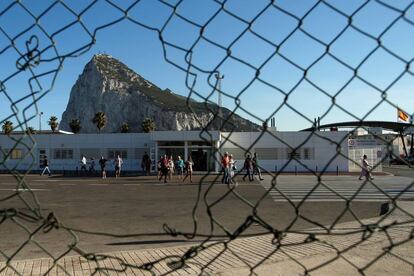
[26, 127, 36, 134]
[92, 112, 106, 132]
[69, 119, 81, 133]
[2, 121, 13, 135]
[121, 122, 129, 133]
[141, 117, 155, 133]
[48, 116, 59, 132]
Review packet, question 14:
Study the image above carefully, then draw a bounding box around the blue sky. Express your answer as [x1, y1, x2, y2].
[0, 0, 414, 131]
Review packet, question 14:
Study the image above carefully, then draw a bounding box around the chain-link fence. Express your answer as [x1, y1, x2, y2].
[1, 0, 414, 275]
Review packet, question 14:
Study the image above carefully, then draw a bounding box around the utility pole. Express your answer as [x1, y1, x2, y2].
[39, 112, 43, 132]
[214, 72, 224, 128]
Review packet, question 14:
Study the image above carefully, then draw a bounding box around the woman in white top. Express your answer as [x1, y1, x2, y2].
[228, 154, 236, 184]
[359, 154, 373, 180]
[183, 156, 194, 183]
[114, 155, 123, 178]
[168, 155, 175, 180]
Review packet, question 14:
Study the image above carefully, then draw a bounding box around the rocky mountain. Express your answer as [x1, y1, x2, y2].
[60, 54, 259, 133]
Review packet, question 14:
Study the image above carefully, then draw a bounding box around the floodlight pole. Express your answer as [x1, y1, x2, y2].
[215, 72, 224, 128]
[39, 112, 43, 132]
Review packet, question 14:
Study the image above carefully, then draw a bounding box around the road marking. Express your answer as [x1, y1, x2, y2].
[272, 190, 413, 194]
[261, 182, 414, 203]
[271, 199, 396, 202]
[34, 179, 98, 182]
[123, 184, 141, 186]
[89, 184, 108, 186]
[0, 188, 49, 192]
[59, 184, 76, 186]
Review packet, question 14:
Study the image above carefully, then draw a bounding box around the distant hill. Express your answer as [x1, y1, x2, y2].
[60, 54, 259, 133]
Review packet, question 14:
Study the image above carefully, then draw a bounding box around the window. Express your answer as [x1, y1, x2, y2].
[107, 149, 128, 159]
[302, 147, 315, 160]
[254, 148, 278, 160]
[53, 149, 73, 160]
[80, 148, 101, 158]
[221, 148, 250, 159]
[288, 148, 301, 160]
[250, 148, 291, 160]
[135, 148, 150, 159]
[158, 141, 184, 147]
[10, 149, 23, 159]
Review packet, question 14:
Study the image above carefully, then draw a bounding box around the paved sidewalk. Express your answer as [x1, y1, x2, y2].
[1, 201, 413, 276]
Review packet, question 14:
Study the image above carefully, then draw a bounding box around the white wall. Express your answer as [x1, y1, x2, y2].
[0, 133, 153, 172]
[0, 131, 350, 173]
[219, 131, 349, 172]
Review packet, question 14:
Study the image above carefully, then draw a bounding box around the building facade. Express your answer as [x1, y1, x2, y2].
[0, 131, 350, 173]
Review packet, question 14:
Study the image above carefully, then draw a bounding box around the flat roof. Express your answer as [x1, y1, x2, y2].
[150, 130, 220, 141]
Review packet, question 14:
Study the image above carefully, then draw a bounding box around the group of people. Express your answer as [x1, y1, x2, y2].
[156, 155, 194, 183]
[79, 155, 96, 175]
[39, 152, 376, 182]
[40, 155, 124, 179]
[80, 155, 124, 179]
[220, 152, 264, 184]
[98, 155, 123, 179]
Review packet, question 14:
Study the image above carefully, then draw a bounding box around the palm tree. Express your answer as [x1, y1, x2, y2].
[121, 122, 129, 133]
[48, 116, 59, 132]
[141, 117, 155, 133]
[2, 121, 13, 135]
[26, 127, 36, 134]
[92, 112, 106, 132]
[69, 119, 81, 133]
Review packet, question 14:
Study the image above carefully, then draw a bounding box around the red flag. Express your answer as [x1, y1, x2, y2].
[398, 108, 409, 122]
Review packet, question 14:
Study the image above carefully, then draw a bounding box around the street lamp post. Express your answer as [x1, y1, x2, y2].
[214, 72, 224, 128]
[39, 112, 43, 132]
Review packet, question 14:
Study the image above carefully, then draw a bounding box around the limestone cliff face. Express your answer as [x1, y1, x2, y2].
[60, 54, 258, 133]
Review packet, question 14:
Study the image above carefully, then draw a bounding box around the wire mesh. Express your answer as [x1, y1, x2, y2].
[1, 0, 414, 275]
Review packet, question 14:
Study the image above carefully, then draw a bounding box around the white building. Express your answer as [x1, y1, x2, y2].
[0, 131, 350, 173]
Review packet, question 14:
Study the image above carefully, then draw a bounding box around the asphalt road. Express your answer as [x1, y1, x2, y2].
[0, 174, 399, 261]
[383, 164, 414, 178]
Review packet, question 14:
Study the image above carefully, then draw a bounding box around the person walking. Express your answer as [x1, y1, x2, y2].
[89, 157, 96, 176]
[168, 155, 175, 181]
[359, 154, 374, 180]
[80, 155, 87, 175]
[253, 152, 264, 181]
[99, 156, 107, 179]
[142, 152, 151, 175]
[221, 152, 230, 184]
[176, 155, 185, 179]
[157, 156, 163, 179]
[145, 155, 152, 176]
[183, 156, 194, 183]
[228, 154, 237, 184]
[114, 154, 123, 178]
[242, 154, 254, 181]
[40, 156, 51, 176]
[158, 155, 169, 183]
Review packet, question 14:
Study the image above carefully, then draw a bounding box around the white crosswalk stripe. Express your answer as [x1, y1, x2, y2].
[261, 183, 414, 202]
